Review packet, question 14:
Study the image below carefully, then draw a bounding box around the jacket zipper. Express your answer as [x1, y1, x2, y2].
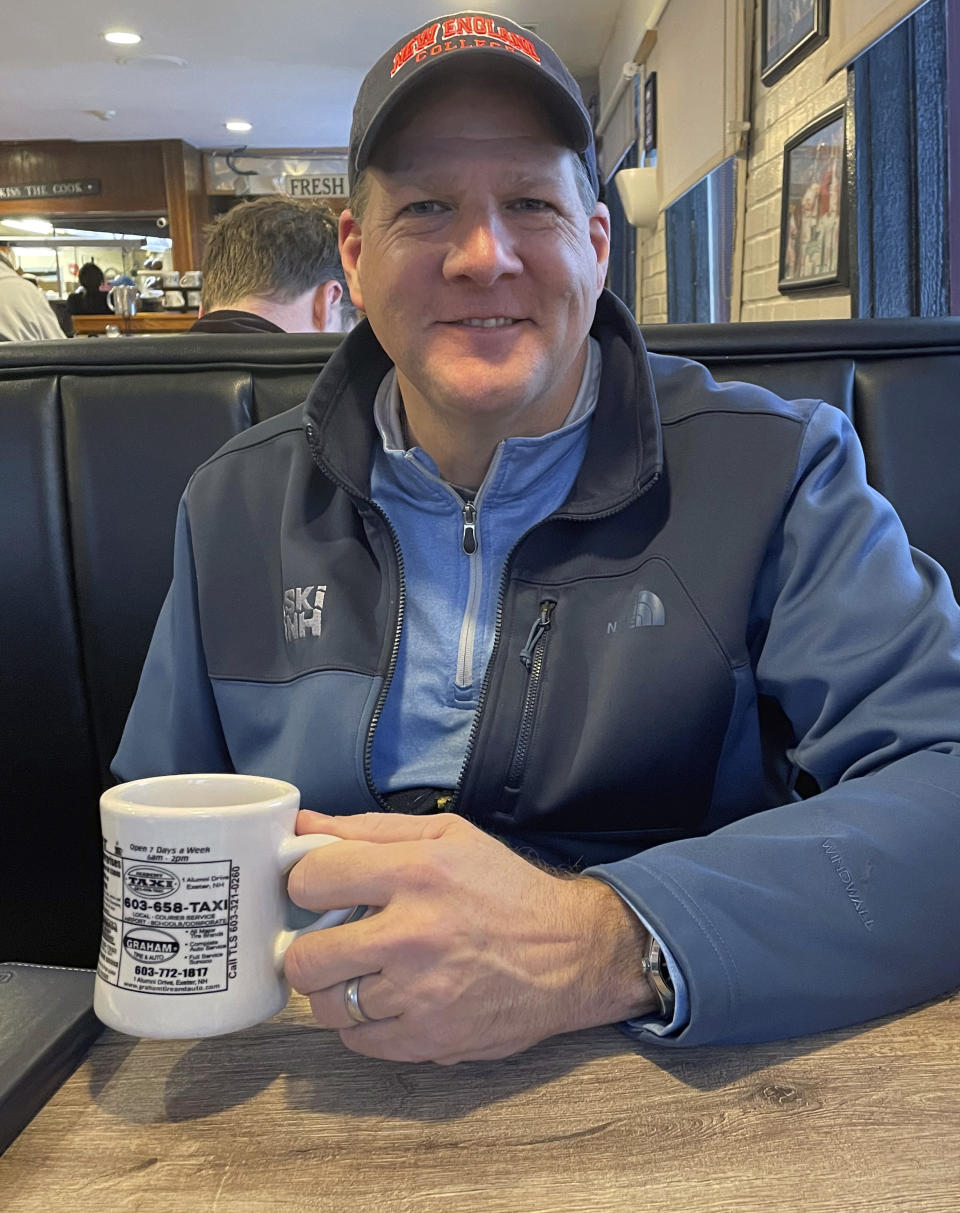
[461, 501, 477, 554]
[305, 421, 403, 811]
[450, 469, 661, 813]
[506, 599, 556, 789]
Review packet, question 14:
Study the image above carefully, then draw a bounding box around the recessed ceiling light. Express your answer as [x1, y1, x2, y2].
[225, 120, 253, 133]
[104, 30, 142, 45]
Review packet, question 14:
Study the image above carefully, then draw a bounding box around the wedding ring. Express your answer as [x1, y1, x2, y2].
[344, 975, 374, 1024]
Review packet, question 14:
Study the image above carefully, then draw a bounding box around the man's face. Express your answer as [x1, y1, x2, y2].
[339, 78, 610, 437]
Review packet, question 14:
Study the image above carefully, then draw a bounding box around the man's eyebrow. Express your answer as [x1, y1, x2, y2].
[382, 166, 568, 195]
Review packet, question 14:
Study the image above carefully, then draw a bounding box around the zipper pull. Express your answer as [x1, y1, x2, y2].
[461, 500, 478, 554]
[519, 600, 556, 670]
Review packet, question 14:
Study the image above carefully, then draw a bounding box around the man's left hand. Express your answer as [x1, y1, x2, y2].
[284, 810, 656, 1064]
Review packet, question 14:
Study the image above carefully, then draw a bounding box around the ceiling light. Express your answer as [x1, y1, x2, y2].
[225, 120, 253, 133]
[104, 30, 142, 45]
[4, 218, 54, 234]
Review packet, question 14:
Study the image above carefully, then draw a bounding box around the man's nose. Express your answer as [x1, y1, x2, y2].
[442, 212, 523, 285]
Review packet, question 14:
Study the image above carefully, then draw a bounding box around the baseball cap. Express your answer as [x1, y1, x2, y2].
[348, 11, 598, 198]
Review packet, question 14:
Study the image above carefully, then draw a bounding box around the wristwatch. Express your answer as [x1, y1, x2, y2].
[641, 935, 675, 1020]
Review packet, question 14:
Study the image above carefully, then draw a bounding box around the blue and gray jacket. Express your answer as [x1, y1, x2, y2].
[114, 291, 960, 1047]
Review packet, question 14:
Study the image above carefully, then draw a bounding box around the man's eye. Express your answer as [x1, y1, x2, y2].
[403, 200, 446, 216]
[512, 198, 552, 212]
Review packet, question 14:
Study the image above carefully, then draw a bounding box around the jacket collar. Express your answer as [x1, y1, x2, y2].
[303, 288, 662, 516]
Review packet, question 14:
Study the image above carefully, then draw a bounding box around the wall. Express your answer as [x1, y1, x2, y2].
[741, 24, 850, 320]
[601, 0, 854, 323]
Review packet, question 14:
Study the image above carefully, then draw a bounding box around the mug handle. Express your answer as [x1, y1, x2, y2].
[273, 833, 365, 968]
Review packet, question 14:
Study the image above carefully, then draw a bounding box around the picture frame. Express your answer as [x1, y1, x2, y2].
[643, 72, 657, 155]
[761, 0, 829, 86]
[778, 104, 848, 292]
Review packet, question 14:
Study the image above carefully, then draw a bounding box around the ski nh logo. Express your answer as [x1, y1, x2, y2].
[283, 585, 326, 642]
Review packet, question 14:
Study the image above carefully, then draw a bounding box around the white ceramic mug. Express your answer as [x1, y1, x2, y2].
[94, 773, 356, 1039]
[163, 290, 186, 310]
[179, 270, 202, 288]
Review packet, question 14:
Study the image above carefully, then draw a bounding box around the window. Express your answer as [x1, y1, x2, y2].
[606, 143, 638, 313]
[665, 158, 736, 323]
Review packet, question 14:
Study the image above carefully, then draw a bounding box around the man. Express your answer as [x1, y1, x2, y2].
[115, 12, 960, 1063]
[0, 249, 64, 341]
[191, 196, 356, 334]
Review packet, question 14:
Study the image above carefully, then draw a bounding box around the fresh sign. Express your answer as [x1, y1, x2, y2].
[285, 175, 348, 198]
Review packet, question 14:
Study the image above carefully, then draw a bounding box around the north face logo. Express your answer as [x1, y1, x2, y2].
[283, 585, 326, 642]
[607, 589, 665, 634]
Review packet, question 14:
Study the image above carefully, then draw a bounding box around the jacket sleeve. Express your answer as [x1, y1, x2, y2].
[588, 401, 960, 1046]
[111, 492, 233, 780]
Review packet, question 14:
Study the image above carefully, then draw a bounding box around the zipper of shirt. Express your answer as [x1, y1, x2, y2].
[450, 469, 662, 813]
[305, 420, 403, 811]
[400, 446, 502, 692]
[456, 496, 482, 688]
[505, 599, 557, 789]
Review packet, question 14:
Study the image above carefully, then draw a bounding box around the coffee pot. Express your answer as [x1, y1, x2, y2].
[107, 284, 140, 317]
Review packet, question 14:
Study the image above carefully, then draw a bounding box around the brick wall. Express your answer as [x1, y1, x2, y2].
[638, 215, 668, 323]
[741, 29, 849, 321]
[633, 1, 852, 323]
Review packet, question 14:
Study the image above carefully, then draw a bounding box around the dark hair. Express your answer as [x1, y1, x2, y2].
[78, 262, 105, 293]
[200, 196, 348, 311]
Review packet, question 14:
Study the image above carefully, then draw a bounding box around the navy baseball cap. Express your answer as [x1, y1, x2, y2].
[348, 11, 599, 198]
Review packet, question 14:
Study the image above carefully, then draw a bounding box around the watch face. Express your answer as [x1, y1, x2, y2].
[643, 939, 675, 1019]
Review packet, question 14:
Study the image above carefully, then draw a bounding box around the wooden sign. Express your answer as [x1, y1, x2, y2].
[285, 175, 348, 199]
[0, 178, 101, 201]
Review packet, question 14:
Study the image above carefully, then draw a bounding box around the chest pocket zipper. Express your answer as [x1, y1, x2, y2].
[505, 599, 557, 790]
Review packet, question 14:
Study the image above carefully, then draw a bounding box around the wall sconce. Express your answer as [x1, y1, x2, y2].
[614, 166, 660, 231]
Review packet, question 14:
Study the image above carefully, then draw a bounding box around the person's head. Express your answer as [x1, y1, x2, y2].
[200, 196, 356, 333]
[78, 262, 105, 294]
[339, 12, 609, 450]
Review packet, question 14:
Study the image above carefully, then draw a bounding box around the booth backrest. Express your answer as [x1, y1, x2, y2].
[2, 318, 959, 966]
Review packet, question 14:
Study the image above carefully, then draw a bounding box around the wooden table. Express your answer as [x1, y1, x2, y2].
[71, 311, 197, 336]
[2, 992, 959, 1212]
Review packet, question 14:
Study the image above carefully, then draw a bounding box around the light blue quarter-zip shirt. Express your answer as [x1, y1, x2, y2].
[368, 337, 686, 1037]
[369, 337, 600, 794]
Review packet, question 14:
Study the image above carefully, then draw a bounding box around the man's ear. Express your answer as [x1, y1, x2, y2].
[589, 201, 612, 297]
[312, 280, 343, 332]
[338, 209, 365, 312]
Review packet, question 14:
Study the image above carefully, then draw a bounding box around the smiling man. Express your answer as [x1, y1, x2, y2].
[115, 12, 960, 1062]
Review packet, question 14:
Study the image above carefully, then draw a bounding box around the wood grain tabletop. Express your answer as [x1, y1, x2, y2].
[2, 991, 959, 1212]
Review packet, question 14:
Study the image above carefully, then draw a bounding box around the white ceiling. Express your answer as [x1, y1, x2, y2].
[1, 2, 623, 151]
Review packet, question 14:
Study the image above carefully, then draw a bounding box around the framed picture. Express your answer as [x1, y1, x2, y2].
[761, 0, 829, 86]
[778, 105, 848, 292]
[643, 72, 657, 155]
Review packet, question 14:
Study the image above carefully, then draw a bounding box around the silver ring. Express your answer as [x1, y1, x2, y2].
[344, 976, 374, 1024]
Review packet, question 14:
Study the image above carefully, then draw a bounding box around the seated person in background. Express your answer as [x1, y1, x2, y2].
[0, 249, 65, 341]
[115, 11, 960, 1063]
[191, 197, 357, 334]
[67, 262, 111, 316]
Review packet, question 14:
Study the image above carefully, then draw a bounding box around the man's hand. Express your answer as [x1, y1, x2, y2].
[284, 810, 656, 1064]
